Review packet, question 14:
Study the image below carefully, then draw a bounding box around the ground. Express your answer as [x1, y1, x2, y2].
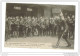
[5, 36, 74, 50]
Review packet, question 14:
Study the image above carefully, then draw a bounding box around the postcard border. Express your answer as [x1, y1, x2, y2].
[2, 2, 78, 53]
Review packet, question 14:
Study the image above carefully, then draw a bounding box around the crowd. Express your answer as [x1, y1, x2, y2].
[5, 13, 75, 41]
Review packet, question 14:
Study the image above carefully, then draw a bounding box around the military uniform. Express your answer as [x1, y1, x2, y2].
[55, 15, 71, 47]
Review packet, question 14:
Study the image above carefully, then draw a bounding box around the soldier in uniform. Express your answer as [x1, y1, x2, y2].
[23, 16, 28, 37]
[67, 15, 75, 39]
[15, 16, 20, 38]
[56, 14, 71, 47]
[5, 17, 10, 41]
[71, 15, 75, 39]
[45, 17, 50, 36]
[11, 17, 18, 37]
[19, 16, 24, 37]
[38, 17, 43, 36]
[31, 16, 36, 36]
[33, 17, 38, 36]
[40, 17, 46, 36]
[36, 17, 41, 36]
[49, 17, 54, 36]
[53, 16, 59, 36]
[27, 16, 32, 37]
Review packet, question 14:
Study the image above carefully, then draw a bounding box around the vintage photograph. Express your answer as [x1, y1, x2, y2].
[4, 3, 75, 49]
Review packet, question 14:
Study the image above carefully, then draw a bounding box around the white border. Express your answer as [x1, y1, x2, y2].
[2, 2, 78, 52]
[7, 55, 64, 56]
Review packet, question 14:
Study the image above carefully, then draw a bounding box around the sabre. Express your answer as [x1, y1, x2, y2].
[56, 31, 66, 48]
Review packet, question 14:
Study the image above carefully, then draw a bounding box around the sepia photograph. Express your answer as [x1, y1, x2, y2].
[3, 2, 77, 51]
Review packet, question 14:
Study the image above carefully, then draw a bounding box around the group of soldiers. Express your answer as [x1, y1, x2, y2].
[5, 14, 75, 37]
[5, 16, 56, 37]
[5, 13, 75, 47]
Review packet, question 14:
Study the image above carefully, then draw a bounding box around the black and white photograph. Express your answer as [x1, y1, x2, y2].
[3, 2, 76, 50]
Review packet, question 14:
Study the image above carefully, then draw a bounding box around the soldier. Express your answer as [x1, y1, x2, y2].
[45, 17, 50, 36]
[19, 16, 24, 37]
[23, 16, 29, 37]
[15, 16, 20, 38]
[31, 16, 36, 36]
[71, 15, 75, 39]
[53, 16, 59, 36]
[11, 17, 18, 37]
[33, 17, 38, 36]
[36, 17, 41, 36]
[38, 17, 43, 36]
[21, 16, 27, 37]
[5, 17, 10, 41]
[56, 14, 71, 47]
[67, 15, 75, 39]
[8, 17, 13, 37]
[27, 16, 32, 37]
[40, 17, 46, 36]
